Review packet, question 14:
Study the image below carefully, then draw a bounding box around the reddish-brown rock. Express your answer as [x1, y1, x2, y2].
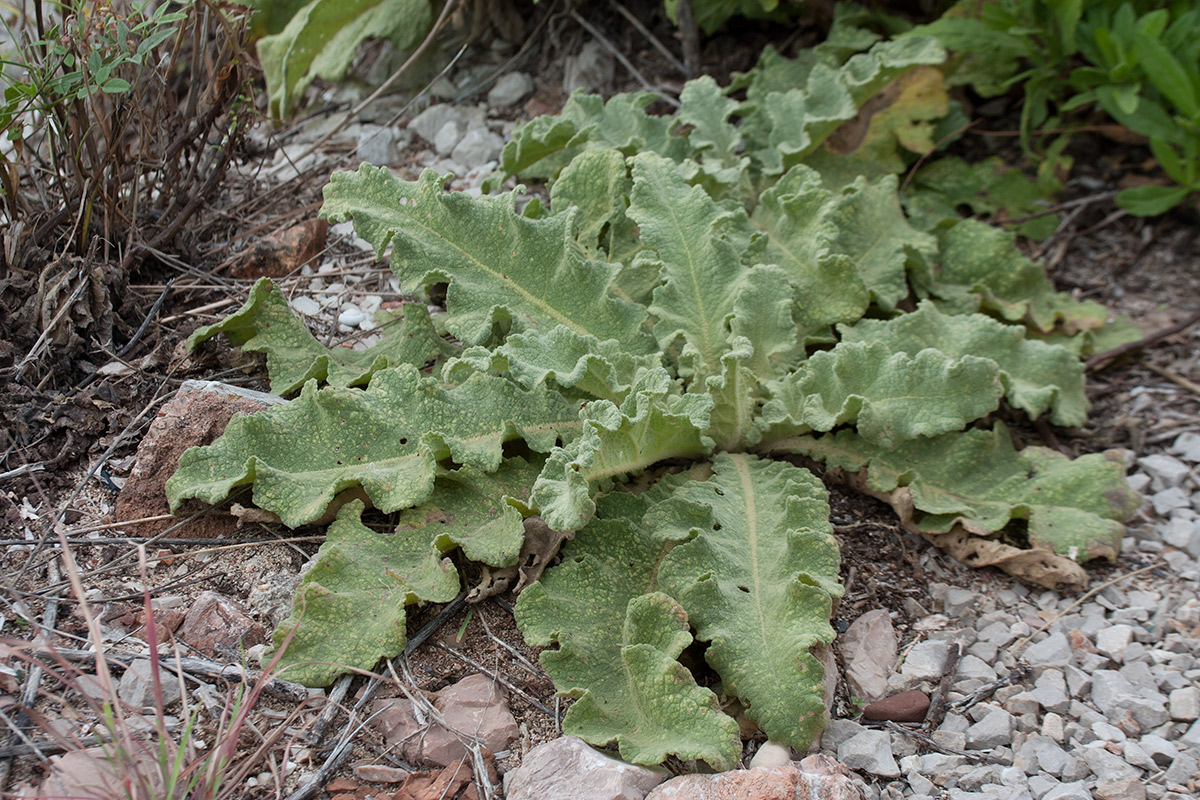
[369, 674, 517, 768]
[646, 755, 864, 800]
[178, 591, 268, 659]
[839, 609, 897, 703]
[115, 380, 285, 538]
[231, 218, 328, 279]
[504, 736, 666, 800]
[862, 690, 931, 723]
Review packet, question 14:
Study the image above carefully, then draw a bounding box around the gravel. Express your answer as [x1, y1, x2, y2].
[815, 436, 1200, 800]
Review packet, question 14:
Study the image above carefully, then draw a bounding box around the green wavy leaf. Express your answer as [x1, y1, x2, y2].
[166, 365, 580, 527]
[256, 0, 430, 118]
[759, 341, 1003, 448]
[933, 220, 1109, 334]
[770, 424, 1140, 561]
[321, 166, 653, 350]
[840, 301, 1089, 426]
[273, 500, 460, 686]
[751, 165, 869, 341]
[516, 491, 741, 768]
[186, 277, 455, 396]
[532, 369, 713, 531]
[655, 453, 842, 749]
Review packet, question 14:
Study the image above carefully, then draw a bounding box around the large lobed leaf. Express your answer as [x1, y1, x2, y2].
[186, 277, 455, 396]
[655, 453, 842, 749]
[532, 368, 713, 531]
[321, 166, 653, 350]
[516, 489, 742, 769]
[840, 301, 1089, 427]
[932, 220, 1109, 334]
[254, 0, 430, 118]
[165, 365, 580, 527]
[759, 341, 1003, 449]
[273, 501, 460, 686]
[770, 424, 1140, 562]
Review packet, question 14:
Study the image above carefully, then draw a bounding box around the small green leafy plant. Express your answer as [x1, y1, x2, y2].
[168, 33, 1140, 768]
[912, 0, 1200, 214]
[231, 0, 434, 117]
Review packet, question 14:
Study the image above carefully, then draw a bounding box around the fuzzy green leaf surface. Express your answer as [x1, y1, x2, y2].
[494, 92, 685, 185]
[933, 221, 1109, 334]
[828, 174, 938, 311]
[631, 153, 757, 381]
[840, 302, 1089, 426]
[166, 365, 580, 527]
[391, 458, 542, 568]
[273, 501, 460, 686]
[516, 492, 742, 769]
[321, 166, 652, 349]
[775, 425, 1140, 561]
[654, 453, 842, 749]
[185, 278, 455, 395]
[745, 37, 947, 175]
[759, 341, 1003, 448]
[532, 370, 713, 531]
[751, 165, 869, 341]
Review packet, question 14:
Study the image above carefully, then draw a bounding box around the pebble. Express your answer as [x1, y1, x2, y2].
[966, 708, 1014, 750]
[1170, 432, 1200, 462]
[1095, 624, 1135, 662]
[488, 71, 533, 107]
[290, 296, 321, 317]
[838, 730, 900, 777]
[1138, 454, 1191, 490]
[1169, 686, 1200, 720]
[451, 127, 503, 169]
[337, 306, 364, 327]
[863, 690, 930, 722]
[900, 639, 951, 681]
[434, 119, 462, 155]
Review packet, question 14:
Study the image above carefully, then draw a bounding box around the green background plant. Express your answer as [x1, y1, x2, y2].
[911, 0, 1200, 214]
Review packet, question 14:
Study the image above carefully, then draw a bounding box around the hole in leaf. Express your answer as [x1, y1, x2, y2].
[737, 585, 750, 593]
[712, 522, 722, 531]
[399, 437, 408, 445]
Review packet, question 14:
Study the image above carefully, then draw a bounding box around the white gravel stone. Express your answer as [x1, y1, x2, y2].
[1140, 734, 1178, 767]
[487, 71, 533, 107]
[1122, 740, 1158, 770]
[1043, 781, 1092, 800]
[966, 709, 1014, 750]
[1029, 775, 1059, 799]
[356, 124, 396, 166]
[1096, 624, 1136, 662]
[290, 296, 322, 317]
[1152, 487, 1192, 515]
[1170, 432, 1200, 463]
[451, 128, 503, 169]
[337, 306, 364, 327]
[1127, 473, 1152, 493]
[434, 119, 462, 155]
[1092, 720, 1127, 742]
[1140, 454, 1191, 490]
[838, 730, 900, 777]
[1079, 745, 1142, 783]
[1169, 686, 1200, 720]
[409, 104, 466, 146]
[1024, 632, 1073, 667]
[901, 639, 951, 681]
